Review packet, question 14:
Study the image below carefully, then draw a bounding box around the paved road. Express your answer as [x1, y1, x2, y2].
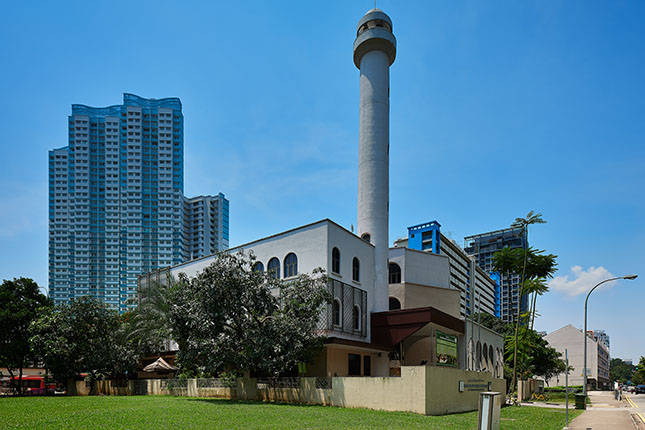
[624, 392, 645, 429]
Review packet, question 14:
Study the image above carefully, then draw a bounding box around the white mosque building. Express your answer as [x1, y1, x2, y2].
[139, 9, 503, 381]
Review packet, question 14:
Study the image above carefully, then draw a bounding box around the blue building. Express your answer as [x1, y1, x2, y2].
[48, 94, 228, 312]
[394, 221, 498, 319]
[464, 228, 527, 323]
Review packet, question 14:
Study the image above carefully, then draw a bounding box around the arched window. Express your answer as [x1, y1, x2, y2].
[388, 262, 401, 284]
[284, 253, 298, 278]
[353, 305, 361, 331]
[361, 233, 371, 243]
[389, 297, 401, 310]
[331, 247, 340, 274]
[332, 299, 341, 326]
[252, 261, 264, 272]
[352, 257, 360, 282]
[476, 341, 482, 371]
[268, 257, 280, 279]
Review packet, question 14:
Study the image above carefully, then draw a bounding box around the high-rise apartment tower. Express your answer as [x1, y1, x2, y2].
[464, 227, 526, 322]
[49, 94, 228, 312]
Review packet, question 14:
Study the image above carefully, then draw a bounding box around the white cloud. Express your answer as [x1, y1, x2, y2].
[548, 266, 616, 297]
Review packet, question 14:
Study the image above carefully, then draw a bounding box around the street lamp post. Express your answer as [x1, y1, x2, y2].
[583, 274, 638, 396]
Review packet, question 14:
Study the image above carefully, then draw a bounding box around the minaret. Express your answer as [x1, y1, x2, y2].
[353, 9, 396, 312]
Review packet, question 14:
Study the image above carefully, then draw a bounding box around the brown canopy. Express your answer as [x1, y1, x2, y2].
[143, 357, 178, 373]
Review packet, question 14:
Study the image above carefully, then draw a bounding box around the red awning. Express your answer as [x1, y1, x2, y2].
[371, 306, 464, 348]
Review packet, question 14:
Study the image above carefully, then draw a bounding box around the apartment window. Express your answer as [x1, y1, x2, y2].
[331, 247, 340, 274]
[268, 258, 280, 279]
[284, 253, 298, 278]
[352, 257, 360, 282]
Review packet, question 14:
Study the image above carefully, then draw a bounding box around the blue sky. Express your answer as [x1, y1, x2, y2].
[1, 1, 643, 360]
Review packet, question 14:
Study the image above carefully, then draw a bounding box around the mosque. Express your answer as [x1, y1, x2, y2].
[139, 9, 503, 382]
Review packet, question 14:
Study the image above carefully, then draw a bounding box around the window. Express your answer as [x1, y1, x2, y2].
[348, 353, 361, 376]
[352, 257, 360, 282]
[361, 233, 371, 243]
[353, 305, 361, 331]
[331, 247, 340, 274]
[284, 253, 298, 278]
[252, 261, 264, 272]
[332, 299, 341, 326]
[389, 297, 401, 310]
[388, 262, 401, 284]
[268, 257, 280, 279]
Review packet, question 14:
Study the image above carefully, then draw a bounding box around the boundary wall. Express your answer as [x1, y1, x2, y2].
[72, 366, 505, 416]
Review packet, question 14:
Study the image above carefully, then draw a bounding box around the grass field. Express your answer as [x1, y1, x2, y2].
[0, 396, 582, 429]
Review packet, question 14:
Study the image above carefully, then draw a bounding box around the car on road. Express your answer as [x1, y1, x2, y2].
[636, 385, 645, 394]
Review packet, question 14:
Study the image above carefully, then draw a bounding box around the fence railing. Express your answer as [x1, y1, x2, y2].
[160, 379, 188, 390]
[197, 378, 237, 389]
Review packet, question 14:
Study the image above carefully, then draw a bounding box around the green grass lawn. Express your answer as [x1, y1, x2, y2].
[0, 396, 582, 430]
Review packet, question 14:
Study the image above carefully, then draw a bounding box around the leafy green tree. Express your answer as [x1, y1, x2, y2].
[167, 251, 332, 376]
[633, 356, 645, 385]
[29, 297, 137, 387]
[0, 278, 51, 395]
[610, 358, 635, 383]
[477, 313, 566, 386]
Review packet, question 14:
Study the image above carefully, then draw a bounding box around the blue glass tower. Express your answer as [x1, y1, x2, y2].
[48, 94, 226, 312]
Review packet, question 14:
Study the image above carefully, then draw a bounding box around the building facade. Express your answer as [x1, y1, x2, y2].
[464, 227, 527, 322]
[589, 329, 610, 350]
[393, 221, 498, 319]
[544, 324, 611, 390]
[185, 193, 229, 259]
[49, 93, 228, 312]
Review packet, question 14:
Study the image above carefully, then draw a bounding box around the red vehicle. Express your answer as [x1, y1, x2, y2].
[8, 375, 56, 396]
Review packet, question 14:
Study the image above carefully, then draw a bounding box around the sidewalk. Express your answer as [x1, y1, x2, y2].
[565, 391, 637, 430]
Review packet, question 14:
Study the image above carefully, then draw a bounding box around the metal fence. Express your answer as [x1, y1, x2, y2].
[256, 377, 333, 390]
[160, 379, 188, 390]
[197, 378, 237, 388]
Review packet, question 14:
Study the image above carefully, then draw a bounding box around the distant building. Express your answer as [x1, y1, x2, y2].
[393, 221, 498, 319]
[544, 324, 611, 390]
[589, 329, 610, 350]
[48, 93, 228, 312]
[464, 227, 527, 323]
[185, 194, 230, 259]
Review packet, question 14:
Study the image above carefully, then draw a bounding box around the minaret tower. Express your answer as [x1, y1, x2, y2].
[353, 9, 396, 312]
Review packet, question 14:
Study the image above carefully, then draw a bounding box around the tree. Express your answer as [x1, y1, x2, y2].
[166, 251, 332, 376]
[633, 357, 645, 385]
[610, 358, 635, 383]
[0, 278, 51, 395]
[29, 297, 137, 387]
[477, 313, 566, 386]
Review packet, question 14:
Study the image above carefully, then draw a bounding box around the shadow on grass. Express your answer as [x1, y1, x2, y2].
[181, 397, 331, 409]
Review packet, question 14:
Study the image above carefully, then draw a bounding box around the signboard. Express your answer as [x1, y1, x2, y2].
[436, 331, 458, 367]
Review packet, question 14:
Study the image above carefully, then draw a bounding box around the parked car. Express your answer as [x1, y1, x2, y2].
[636, 385, 645, 394]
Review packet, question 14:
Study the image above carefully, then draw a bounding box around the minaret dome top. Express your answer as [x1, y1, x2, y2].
[353, 9, 397, 69]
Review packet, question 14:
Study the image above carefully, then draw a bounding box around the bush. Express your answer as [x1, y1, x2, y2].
[544, 385, 582, 393]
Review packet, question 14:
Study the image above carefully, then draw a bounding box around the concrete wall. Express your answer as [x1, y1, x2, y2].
[389, 247, 450, 289]
[389, 282, 461, 318]
[76, 368, 504, 416]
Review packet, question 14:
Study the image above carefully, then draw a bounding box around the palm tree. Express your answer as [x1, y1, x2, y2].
[507, 211, 546, 398]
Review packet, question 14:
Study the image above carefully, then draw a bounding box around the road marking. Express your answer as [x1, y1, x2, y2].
[626, 395, 637, 408]
[638, 412, 645, 424]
